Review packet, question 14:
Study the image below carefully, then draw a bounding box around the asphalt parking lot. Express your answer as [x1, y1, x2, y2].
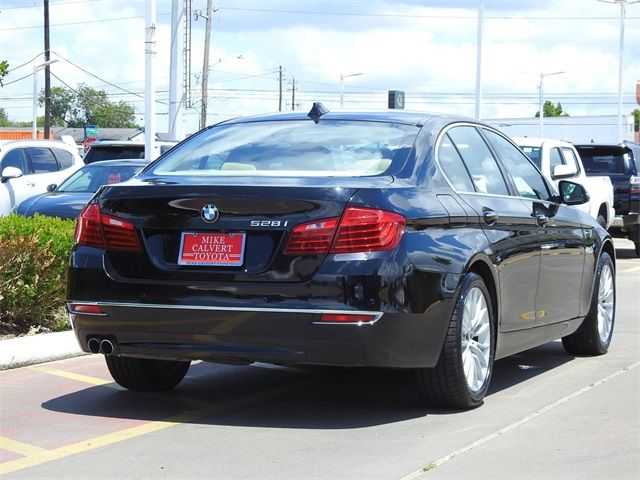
[1, 240, 638, 480]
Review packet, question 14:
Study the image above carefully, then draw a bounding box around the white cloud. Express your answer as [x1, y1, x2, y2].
[0, 0, 638, 137]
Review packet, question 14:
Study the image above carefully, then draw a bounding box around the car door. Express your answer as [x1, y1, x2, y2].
[482, 129, 585, 325]
[0, 147, 37, 214]
[24, 147, 64, 193]
[444, 125, 540, 332]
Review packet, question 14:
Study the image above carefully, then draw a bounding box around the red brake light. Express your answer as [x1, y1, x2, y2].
[330, 207, 405, 254]
[75, 204, 140, 251]
[75, 204, 104, 248]
[630, 176, 640, 195]
[101, 213, 141, 251]
[283, 217, 339, 255]
[283, 207, 406, 255]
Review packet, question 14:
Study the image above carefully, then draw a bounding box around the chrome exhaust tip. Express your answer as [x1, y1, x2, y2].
[87, 337, 101, 354]
[99, 339, 115, 355]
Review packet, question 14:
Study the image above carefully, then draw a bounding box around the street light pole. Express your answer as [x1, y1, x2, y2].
[538, 71, 564, 138]
[598, 0, 640, 142]
[32, 59, 58, 140]
[340, 72, 363, 109]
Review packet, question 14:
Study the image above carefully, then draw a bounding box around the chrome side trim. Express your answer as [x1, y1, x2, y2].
[66, 301, 383, 326]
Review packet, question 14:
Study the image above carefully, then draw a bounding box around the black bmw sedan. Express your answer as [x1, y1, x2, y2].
[67, 105, 616, 409]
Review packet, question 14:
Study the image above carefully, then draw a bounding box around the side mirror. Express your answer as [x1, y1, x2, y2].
[47, 183, 58, 192]
[0, 166, 23, 183]
[552, 164, 577, 180]
[558, 180, 589, 205]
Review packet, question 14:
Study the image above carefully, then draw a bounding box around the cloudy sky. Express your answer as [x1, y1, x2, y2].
[0, 0, 639, 137]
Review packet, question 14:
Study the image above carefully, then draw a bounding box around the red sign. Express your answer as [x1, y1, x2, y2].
[83, 137, 97, 152]
[178, 232, 246, 266]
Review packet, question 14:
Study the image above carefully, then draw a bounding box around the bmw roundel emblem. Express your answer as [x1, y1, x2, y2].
[201, 204, 219, 223]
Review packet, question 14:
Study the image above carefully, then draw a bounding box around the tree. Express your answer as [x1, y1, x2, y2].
[535, 101, 569, 118]
[0, 60, 8, 86]
[39, 83, 138, 128]
[0, 107, 33, 127]
[632, 108, 640, 132]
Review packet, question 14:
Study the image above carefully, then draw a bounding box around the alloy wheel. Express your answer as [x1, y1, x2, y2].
[597, 263, 614, 344]
[460, 286, 491, 393]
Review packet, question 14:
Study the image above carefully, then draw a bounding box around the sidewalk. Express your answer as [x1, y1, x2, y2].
[0, 330, 84, 370]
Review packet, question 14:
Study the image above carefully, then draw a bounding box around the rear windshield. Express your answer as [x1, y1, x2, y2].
[85, 146, 145, 163]
[576, 146, 630, 175]
[150, 120, 418, 177]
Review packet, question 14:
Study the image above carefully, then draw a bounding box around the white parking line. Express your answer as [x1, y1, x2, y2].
[400, 361, 640, 480]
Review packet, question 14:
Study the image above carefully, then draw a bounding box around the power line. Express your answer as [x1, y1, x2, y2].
[218, 5, 639, 20]
[0, 12, 170, 31]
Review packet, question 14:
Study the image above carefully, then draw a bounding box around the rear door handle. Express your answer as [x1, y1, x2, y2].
[483, 210, 499, 225]
[536, 213, 548, 227]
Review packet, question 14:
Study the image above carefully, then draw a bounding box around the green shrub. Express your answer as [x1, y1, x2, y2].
[0, 214, 76, 335]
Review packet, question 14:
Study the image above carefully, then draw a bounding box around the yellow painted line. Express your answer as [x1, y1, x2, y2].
[0, 437, 49, 457]
[29, 367, 110, 386]
[0, 377, 316, 475]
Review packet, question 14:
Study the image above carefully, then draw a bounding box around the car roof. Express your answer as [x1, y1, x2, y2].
[215, 109, 462, 127]
[82, 159, 148, 168]
[0, 139, 78, 150]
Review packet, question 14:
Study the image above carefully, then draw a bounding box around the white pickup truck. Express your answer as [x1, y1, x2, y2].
[515, 138, 615, 229]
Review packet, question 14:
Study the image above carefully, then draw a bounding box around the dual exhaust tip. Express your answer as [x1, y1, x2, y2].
[87, 337, 116, 355]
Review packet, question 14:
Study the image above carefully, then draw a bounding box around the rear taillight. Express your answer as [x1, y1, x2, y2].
[75, 204, 140, 251]
[630, 176, 640, 195]
[283, 217, 339, 255]
[331, 207, 405, 254]
[283, 207, 406, 255]
[75, 204, 104, 248]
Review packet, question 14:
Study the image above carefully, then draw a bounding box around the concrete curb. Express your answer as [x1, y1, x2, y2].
[0, 330, 85, 370]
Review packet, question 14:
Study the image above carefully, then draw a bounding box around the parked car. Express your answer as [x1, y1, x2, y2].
[68, 106, 616, 409]
[83, 140, 177, 164]
[516, 138, 615, 229]
[14, 160, 147, 219]
[574, 142, 640, 257]
[0, 139, 83, 216]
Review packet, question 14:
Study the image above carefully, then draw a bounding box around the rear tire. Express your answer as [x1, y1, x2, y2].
[634, 241, 640, 258]
[562, 252, 615, 356]
[105, 356, 190, 391]
[415, 273, 495, 409]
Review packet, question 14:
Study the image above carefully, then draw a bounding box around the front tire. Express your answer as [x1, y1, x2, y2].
[562, 252, 615, 355]
[106, 356, 190, 391]
[416, 273, 495, 409]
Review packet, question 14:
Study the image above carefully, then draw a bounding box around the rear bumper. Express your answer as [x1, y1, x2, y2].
[68, 301, 453, 368]
[67, 248, 459, 368]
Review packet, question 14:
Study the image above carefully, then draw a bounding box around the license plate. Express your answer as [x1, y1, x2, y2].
[178, 232, 246, 266]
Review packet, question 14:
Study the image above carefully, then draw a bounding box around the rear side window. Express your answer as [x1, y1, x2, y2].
[561, 148, 580, 173]
[151, 120, 419, 177]
[483, 130, 551, 201]
[447, 126, 509, 195]
[1, 148, 29, 173]
[437, 133, 475, 192]
[26, 147, 59, 173]
[52, 148, 75, 169]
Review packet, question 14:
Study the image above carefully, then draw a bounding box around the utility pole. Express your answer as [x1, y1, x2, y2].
[168, 0, 183, 140]
[43, 0, 51, 139]
[200, 0, 212, 130]
[474, 0, 484, 120]
[145, 0, 157, 162]
[278, 66, 283, 112]
[291, 77, 296, 111]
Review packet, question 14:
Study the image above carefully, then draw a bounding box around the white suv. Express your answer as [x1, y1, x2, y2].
[0, 140, 84, 216]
